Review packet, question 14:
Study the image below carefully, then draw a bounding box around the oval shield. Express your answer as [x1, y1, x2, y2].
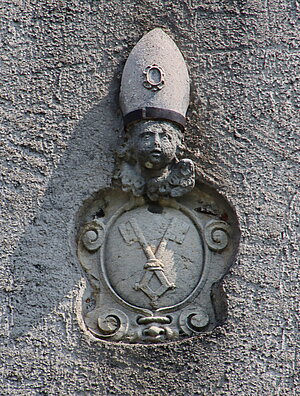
[104, 206, 205, 310]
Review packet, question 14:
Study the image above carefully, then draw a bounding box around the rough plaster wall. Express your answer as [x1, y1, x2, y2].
[0, 0, 299, 394]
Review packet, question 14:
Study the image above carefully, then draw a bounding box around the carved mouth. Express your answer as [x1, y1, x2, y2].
[150, 150, 162, 158]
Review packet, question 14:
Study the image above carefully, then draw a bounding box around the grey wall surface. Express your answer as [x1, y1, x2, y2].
[0, 0, 299, 394]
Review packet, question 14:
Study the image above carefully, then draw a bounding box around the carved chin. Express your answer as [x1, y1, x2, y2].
[142, 155, 170, 170]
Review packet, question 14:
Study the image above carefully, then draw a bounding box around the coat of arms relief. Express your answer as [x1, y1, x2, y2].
[77, 29, 240, 343]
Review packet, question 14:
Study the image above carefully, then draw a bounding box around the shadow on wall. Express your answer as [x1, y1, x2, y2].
[10, 82, 123, 338]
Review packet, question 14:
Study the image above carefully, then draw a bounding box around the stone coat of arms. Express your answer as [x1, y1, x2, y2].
[77, 29, 240, 343]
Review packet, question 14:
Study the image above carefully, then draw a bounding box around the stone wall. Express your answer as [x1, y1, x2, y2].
[0, 1, 299, 394]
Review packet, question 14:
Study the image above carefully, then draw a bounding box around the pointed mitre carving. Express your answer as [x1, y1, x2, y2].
[120, 28, 190, 130]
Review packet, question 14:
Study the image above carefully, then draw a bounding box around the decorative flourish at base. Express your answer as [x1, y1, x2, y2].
[179, 308, 209, 335]
[97, 309, 129, 340]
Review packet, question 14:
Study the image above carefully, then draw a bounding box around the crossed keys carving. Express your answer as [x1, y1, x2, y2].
[119, 217, 189, 307]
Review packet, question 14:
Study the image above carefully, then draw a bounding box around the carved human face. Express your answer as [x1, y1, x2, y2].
[131, 120, 180, 170]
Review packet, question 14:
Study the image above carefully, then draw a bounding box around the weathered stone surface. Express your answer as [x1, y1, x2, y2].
[0, 0, 299, 394]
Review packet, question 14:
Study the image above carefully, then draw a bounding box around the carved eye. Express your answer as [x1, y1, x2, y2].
[162, 133, 172, 142]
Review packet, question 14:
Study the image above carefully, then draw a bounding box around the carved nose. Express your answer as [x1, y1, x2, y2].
[153, 134, 161, 148]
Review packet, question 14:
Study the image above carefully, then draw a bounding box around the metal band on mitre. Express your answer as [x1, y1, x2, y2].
[123, 107, 186, 131]
[120, 29, 190, 131]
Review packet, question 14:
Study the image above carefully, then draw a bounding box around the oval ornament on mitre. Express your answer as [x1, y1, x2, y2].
[120, 28, 190, 129]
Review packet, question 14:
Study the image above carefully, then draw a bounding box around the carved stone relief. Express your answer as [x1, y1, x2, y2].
[76, 29, 240, 343]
